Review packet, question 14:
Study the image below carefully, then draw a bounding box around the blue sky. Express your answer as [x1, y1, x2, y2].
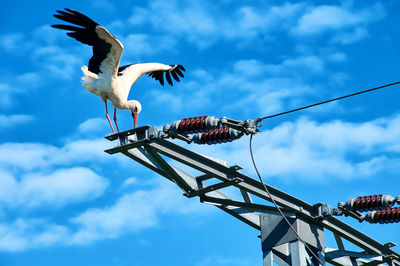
[1, 0, 400, 265]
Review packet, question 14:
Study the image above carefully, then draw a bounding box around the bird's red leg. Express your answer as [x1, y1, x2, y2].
[104, 100, 115, 134]
[113, 107, 120, 133]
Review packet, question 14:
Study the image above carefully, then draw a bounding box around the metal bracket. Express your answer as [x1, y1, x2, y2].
[105, 125, 158, 154]
[220, 116, 260, 134]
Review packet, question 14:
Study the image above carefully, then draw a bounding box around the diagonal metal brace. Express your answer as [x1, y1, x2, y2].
[184, 177, 243, 198]
[200, 195, 288, 214]
[144, 145, 194, 194]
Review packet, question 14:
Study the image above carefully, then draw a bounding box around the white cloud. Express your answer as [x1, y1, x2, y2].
[69, 178, 209, 244]
[122, 177, 137, 188]
[0, 138, 111, 171]
[0, 33, 26, 53]
[90, 0, 116, 12]
[21, 168, 107, 208]
[121, 33, 178, 59]
[189, 115, 400, 181]
[0, 219, 69, 251]
[31, 224, 69, 248]
[37, 50, 83, 79]
[331, 27, 368, 44]
[295, 4, 381, 34]
[0, 167, 108, 208]
[1, 24, 84, 83]
[0, 71, 43, 109]
[5, 24, 67, 54]
[0, 2, 394, 254]
[0, 114, 34, 127]
[267, 56, 325, 75]
[128, 7, 148, 25]
[127, 1, 304, 49]
[293, 3, 385, 43]
[0, 126, 128, 212]
[147, 90, 185, 113]
[0, 178, 210, 251]
[78, 118, 106, 133]
[0, 219, 30, 251]
[327, 52, 347, 62]
[16, 72, 41, 86]
[125, 1, 384, 49]
[0, 114, 398, 251]
[30, 25, 86, 77]
[0, 143, 58, 171]
[70, 192, 157, 243]
[145, 57, 324, 116]
[296, 6, 362, 35]
[0, 83, 13, 107]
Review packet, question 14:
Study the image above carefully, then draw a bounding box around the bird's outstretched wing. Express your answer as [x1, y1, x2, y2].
[51, 8, 123, 76]
[146, 65, 186, 86]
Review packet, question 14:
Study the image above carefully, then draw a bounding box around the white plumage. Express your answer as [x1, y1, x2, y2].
[52, 8, 186, 133]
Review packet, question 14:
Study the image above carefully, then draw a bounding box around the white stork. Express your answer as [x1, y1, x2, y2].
[52, 8, 186, 133]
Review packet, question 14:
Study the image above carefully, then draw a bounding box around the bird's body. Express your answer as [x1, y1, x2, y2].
[52, 8, 185, 133]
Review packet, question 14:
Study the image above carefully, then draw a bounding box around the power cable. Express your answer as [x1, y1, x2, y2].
[248, 81, 400, 265]
[260, 81, 400, 121]
[249, 133, 325, 265]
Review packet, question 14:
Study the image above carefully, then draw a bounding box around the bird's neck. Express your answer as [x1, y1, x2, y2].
[111, 99, 130, 110]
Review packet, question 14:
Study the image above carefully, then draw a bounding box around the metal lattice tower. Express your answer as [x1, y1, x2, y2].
[105, 124, 400, 266]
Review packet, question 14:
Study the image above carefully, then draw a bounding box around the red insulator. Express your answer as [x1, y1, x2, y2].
[368, 207, 400, 224]
[196, 126, 243, 145]
[352, 194, 386, 211]
[178, 117, 187, 132]
[175, 115, 219, 134]
[178, 116, 207, 133]
[360, 196, 367, 210]
[194, 116, 201, 132]
[370, 195, 377, 210]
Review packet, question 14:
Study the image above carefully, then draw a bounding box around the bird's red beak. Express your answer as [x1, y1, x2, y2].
[133, 112, 138, 128]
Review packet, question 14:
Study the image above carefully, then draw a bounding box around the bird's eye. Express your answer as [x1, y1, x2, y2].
[134, 107, 138, 112]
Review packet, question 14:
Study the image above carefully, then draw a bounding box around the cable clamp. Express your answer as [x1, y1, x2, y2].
[220, 117, 260, 135]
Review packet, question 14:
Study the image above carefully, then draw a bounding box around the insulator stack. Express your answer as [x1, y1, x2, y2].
[365, 207, 400, 224]
[192, 126, 244, 145]
[169, 116, 220, 135]
[345, 194, 395, 212]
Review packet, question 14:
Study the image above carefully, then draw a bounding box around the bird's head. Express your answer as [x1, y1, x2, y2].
[128, 100, 142, 128]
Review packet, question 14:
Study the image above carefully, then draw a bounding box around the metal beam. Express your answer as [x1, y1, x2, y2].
[114, 142, 261, 229]
[145, 139, 400, 262]
[105, 129, 400, 265]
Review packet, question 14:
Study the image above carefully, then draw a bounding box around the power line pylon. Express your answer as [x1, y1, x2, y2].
[105, 124, 400, 265]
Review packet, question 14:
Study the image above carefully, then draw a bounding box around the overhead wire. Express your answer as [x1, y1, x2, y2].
[248, 80, 400, 265]
[260, 81, 400, 121]
[249, 134, 325, 265]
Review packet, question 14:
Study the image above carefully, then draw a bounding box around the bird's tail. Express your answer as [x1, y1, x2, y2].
[81, 66, 99, 84]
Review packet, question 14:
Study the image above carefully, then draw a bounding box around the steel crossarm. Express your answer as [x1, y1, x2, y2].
[112, 145, 261, 229]
[105, 129, 400, 265]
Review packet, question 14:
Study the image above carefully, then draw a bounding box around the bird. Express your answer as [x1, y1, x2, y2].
[51, 8, 186, 133]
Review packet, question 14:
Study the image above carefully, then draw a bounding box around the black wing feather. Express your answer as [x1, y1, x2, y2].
[170, 70, 179, 81]
[157, 73, 165, 86]
[165, 71, 173, 86]
[65, 8, 98, 26]
[54, 11, 95, 29]
[146, 65, 186, 86]
[52, 24, 81, 31]
[175, 68, 184, 78]
[51, 8, 112, 74]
